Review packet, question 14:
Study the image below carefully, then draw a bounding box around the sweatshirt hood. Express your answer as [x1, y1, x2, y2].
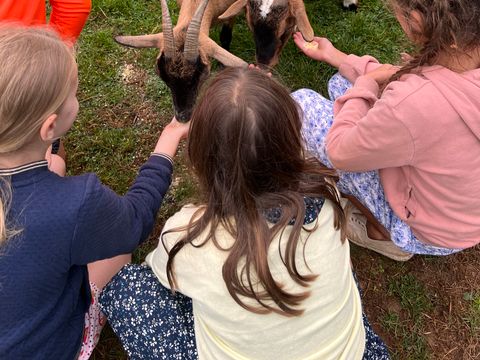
[422, 66, 480, 140]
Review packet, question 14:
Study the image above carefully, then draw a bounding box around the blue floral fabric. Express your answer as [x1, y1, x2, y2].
[291, 74, 460, 256]
[101, 263, 390, 360]
[99, 264, 197, 360]
[263, 196, 325, 225]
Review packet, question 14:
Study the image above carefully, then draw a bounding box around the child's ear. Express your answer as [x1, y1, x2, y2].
[39, 114, 58, 142]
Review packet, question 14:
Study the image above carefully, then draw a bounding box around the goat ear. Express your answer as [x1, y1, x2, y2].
[290, 1, 314, 42]
[203, 37, 247, 67]
[218, 0, 247, 20]
[114, 33, 164, 49]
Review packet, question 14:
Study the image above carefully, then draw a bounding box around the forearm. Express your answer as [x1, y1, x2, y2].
[326, 77, 414, 171]
[324, 47, 349, 69]
[153, 130, 183, 158]
[72, 157, 174, 264]
[49, 0, 91, 42]
[338, 54, 383, 83]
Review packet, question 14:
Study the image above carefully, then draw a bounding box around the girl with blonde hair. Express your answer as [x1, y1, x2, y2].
[0, 25, 188, 359]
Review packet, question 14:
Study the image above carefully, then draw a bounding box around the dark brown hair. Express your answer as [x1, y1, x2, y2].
[389, 0, 480, 80]
[164, 67, 345, 316]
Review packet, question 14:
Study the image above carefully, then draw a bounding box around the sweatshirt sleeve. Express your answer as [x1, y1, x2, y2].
[49, 0, 91, 43]
[326, 76, 415, 172]
[338, 54, 383, 83]
[70, 155, 173, 265]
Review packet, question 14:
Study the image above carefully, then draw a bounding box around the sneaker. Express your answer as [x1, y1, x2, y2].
[344, 202, 414, 261]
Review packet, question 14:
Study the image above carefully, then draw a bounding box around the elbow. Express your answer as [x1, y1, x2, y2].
[326, 144, 349, 171]
[326, 149, 342, 169]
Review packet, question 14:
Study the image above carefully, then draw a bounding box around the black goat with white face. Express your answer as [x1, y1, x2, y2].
[218, 0, 358, 67]
[115, 0, 247, 122]
[219, 0, 314, 67]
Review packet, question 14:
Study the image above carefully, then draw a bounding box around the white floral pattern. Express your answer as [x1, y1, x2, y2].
[99, 265, 197, 359]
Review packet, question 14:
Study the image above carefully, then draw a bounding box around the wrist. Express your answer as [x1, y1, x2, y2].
[153, 130, 183, 158]
[327, 49, 348, 68]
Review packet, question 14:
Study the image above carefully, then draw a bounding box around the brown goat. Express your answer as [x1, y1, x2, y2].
[115, 0, 247, 122]
[219, 0, 314, 67]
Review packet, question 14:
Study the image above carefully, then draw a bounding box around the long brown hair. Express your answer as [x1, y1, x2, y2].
[389, 0, 480, 80]
[164, 67, 345, 316]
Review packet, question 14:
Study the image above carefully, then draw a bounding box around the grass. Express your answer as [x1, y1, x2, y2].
[66, 0, 480, 358]
[463, 291, 480, 334]
[382, 274, 432, 358]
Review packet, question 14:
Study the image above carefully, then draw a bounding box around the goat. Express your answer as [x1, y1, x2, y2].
[219, 0, 358, 66]
[115, 0, 247, 122]
[342, 0, 358, 11]
[218, 0, 314, 67]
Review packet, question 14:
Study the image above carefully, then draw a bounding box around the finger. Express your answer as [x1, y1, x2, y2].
[400, 52, 412, 63]
[293, 34, 304, 48]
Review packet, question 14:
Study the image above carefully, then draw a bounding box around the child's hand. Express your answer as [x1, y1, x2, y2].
[400, 52, 412, 65]
[248, 64, 272, 77]
[163, 117, 190, 140]
[153, 117, 190, 157]
[364, 64, 400, 84]
[293, 33, 347, 68]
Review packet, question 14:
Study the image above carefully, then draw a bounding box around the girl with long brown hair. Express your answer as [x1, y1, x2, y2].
[292, 0, 480, 260]
[100, 67, 389, 359]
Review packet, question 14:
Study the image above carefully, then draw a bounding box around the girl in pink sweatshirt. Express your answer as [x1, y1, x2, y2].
[291, 0, 480, 260]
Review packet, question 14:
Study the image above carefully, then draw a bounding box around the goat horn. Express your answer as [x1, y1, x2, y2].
[203, 37, 248, 67]
[115, 34, 163, 49]
[184, 0, 210, 62]
[160, 0, 175, 58]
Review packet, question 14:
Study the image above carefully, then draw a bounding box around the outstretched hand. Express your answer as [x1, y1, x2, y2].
[164, 116, 190, 140]
[153, 117, 190, 157]
[293, 32, 347, 68]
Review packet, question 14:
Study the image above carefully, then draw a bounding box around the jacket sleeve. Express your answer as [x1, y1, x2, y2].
[49, 0, 91, 42]
[326, 76, 415, 172]
[338, 54, 383, 83]
[70, 155, 173, 265]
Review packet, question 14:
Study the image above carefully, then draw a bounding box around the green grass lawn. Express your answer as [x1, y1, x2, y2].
[69, 0, 480, 358]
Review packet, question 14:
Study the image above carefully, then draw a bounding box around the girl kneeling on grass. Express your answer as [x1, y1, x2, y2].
[100, 67, 390, 359]
[0, 25, 188, 359]
[292, 0, 480, 261]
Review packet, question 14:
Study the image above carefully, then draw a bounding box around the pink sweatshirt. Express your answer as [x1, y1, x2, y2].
[326, 55, 480, 249]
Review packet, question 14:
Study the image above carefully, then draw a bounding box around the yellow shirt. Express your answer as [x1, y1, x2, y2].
[146, 201, 365, 359]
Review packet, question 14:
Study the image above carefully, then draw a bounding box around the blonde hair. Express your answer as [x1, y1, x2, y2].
[0, 177, 20, 248]
[0, 24, 76, 246]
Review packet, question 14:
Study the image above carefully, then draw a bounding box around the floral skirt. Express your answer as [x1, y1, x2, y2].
[100, 263, 389, 360]
[291, 74, 460, 256]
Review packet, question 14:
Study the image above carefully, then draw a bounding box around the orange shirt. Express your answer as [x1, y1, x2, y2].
[0, 0, 91, 42]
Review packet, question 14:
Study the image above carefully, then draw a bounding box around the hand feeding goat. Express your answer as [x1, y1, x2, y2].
[115, 0, 247, 122]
